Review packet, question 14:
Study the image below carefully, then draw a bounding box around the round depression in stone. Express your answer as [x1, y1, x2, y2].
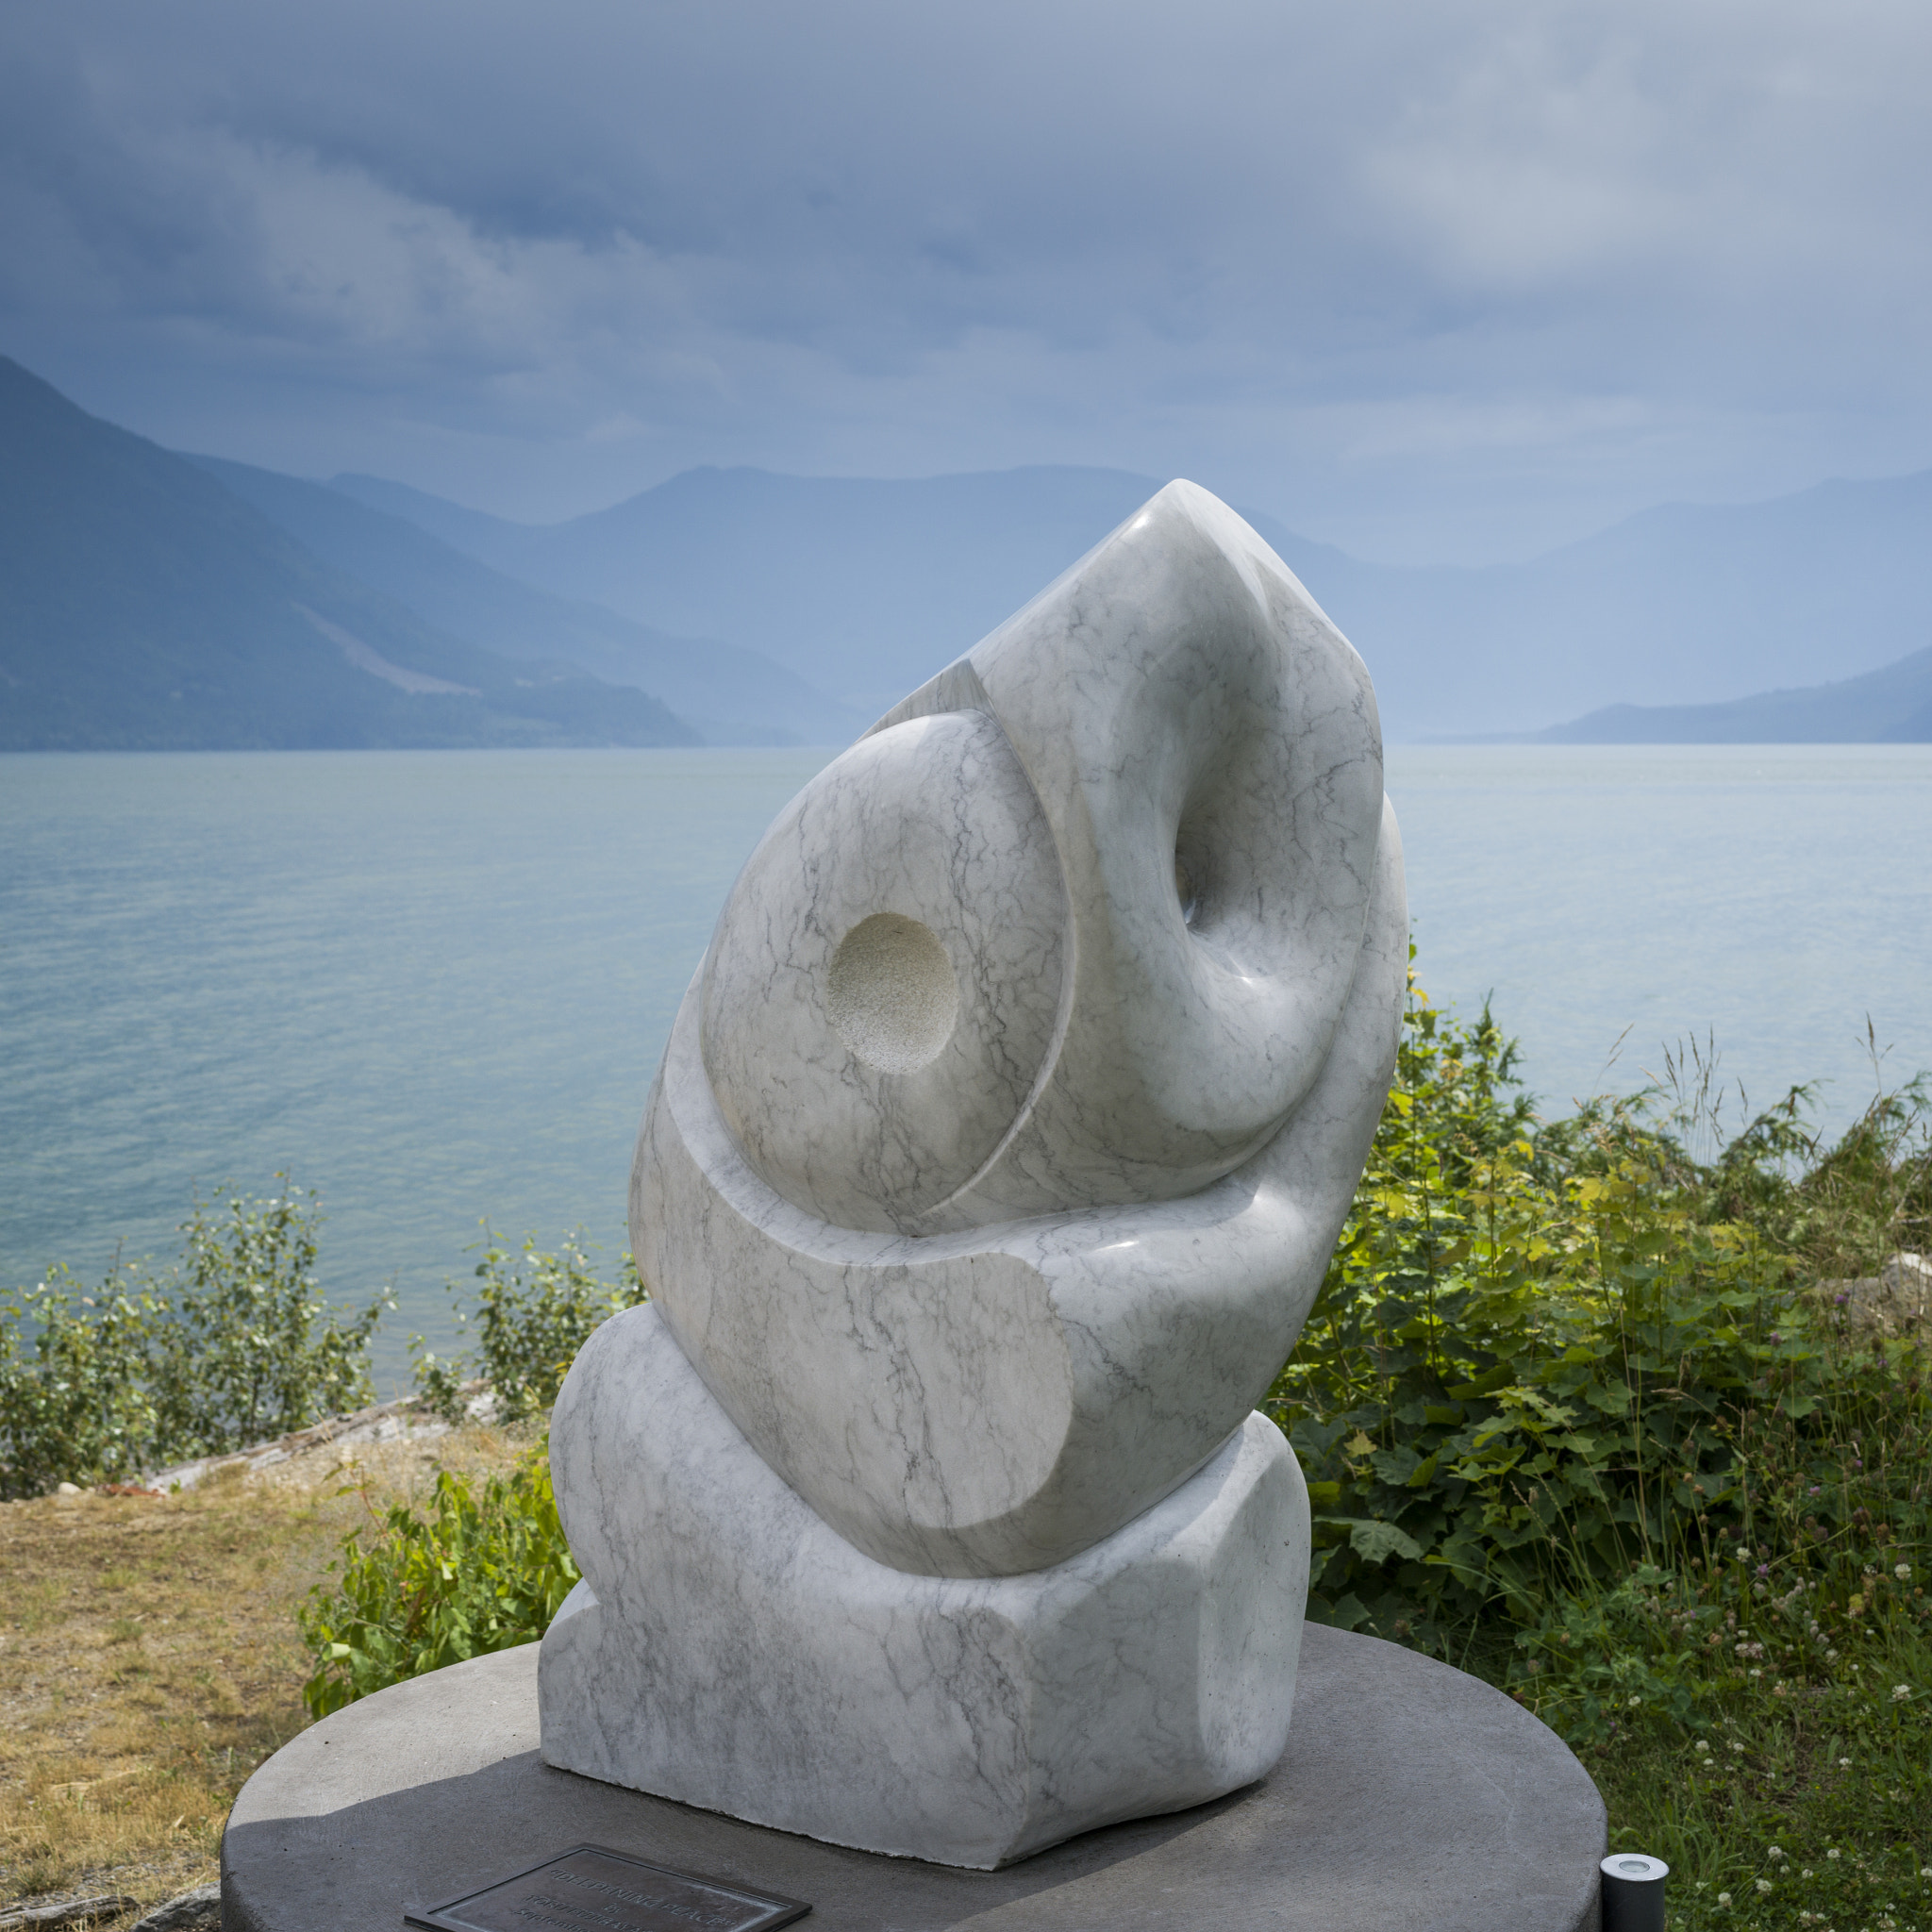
[826, 913, 959, 1073]
[700, 709, 1067, 1235]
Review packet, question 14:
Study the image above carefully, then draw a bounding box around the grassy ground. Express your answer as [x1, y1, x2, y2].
[1549, 1568, 1930, 1929]
[0, 1428, 533, 1923]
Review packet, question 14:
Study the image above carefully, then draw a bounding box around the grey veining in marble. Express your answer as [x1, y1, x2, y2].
[541, 479, 1409, 1866]
[638, 803, 1401, 1579]
[541, 1304, 1307, 1869]
[702, 707, 1067, 1234]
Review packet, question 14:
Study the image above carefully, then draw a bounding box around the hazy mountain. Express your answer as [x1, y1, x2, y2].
[335, 463, 1932, 739]
[1320, 473, 1932, 741]
[331, 472, 537, 563]
[330, 465, 1193, 719]
[1541, 644, 1932, 742]
[0, 357, 695, 751]
[192, 457, 856, 745]
[12, 333, 1919, 749]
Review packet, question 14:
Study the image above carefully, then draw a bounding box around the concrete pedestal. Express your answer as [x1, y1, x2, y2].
[222, 1624, 1605, 1932]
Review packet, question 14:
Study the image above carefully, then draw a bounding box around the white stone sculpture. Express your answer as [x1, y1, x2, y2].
[540, 479, 1408, 1868]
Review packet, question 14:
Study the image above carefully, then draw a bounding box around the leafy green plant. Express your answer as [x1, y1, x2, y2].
[411, 1231, 645, 1425]
[152, 1183, 387, 1455]
[1262, 959, 1929, 1925]
[0, 1261, 169, 1499]
[1269, 962, 1928, 1652]
[297, 1443, 578, 1717]
[0, 1180, 388, 1499]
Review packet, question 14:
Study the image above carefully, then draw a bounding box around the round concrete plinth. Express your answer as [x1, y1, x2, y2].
[223, 1624, 1604, 1932]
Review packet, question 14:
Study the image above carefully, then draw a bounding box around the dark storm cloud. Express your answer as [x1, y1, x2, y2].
[3, 0, 1928, 554]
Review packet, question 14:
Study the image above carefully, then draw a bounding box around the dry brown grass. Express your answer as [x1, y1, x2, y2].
[0, 1424, 536, 1923]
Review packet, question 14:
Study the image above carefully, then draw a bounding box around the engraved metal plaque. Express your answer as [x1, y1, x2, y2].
[404, 1842, 811, 1932]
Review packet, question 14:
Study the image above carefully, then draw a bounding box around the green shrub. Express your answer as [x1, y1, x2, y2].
[0, 1261, 169, 1499]
[0, 1181, 388, 1499]
[1267, 959, 1929, 1924]
[411, 1231, 645, 1426]
[297, 1442, 578, 1718]
[153, 1182, 386, 1454]
[1268, 964, 1929, 1652]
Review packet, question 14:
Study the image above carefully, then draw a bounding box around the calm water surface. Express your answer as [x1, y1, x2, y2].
[3, 743, 1927, 1385]
[1391, 744, 1931, 1125]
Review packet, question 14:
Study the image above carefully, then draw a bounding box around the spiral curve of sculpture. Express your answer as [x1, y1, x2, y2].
[539, 479, 1408, 1868]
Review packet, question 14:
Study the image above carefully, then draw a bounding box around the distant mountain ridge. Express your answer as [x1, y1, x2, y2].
[334, 460, 1932, 740]
[331, 465, 1195, 718]
[192, 457, 859, 745]
[5, 345, 1928, 747]
[0, 356, 695, 751]
[1541, 644, 1932, 743]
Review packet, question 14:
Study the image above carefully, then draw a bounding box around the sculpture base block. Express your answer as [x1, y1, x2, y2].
[222, 1627, 1606, 1932]
[541, 1303, 1309, 1868]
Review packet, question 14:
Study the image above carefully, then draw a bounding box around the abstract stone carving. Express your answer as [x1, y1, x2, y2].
[540, 480, 1408, 1868]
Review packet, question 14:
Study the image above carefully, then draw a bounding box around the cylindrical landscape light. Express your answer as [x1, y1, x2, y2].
[1599, 1852, 1668, 1932]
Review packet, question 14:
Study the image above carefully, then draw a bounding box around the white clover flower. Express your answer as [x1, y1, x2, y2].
[1839, 1757, 1853, 1768]
[1627, 1694, 1641, 1707]
[1749, 1667, 1763, 1678]
[1769, 1846, 1786, 1861]
[1898, 1563, 1914, 1581]
[1756, 1877, 1774, 1893]
[1891, 1684, 1911, 1702]
[1695, 1738, 1712, 1754]
[1827, 1847, 1842, 1859]
[1730, 1740, 1747, 1754]
[1717, 1891, 1732, 1907]
[1826, 1648, 1840, 1661]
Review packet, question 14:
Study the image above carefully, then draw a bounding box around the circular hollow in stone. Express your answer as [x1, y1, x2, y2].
[221, 1624, 1604, 1932]
[825, 913, 959, 1074]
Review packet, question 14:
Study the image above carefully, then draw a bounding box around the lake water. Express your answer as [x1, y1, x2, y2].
[4, 743, 1927, 1388]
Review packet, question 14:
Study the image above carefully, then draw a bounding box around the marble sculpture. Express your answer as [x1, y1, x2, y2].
[539, 480, 1408, 1869]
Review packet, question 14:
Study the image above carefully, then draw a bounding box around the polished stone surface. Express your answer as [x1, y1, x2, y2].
[628, 824, 1402, 1583]
[224, 1626, 1607, 1932]
[541, 1305, 1308, 1869]
[544, 479, 1410, 1864]
[625, 481, 1407, 1580]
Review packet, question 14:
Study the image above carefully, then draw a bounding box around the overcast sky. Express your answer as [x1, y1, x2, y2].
[3, 0, 1928, 561]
